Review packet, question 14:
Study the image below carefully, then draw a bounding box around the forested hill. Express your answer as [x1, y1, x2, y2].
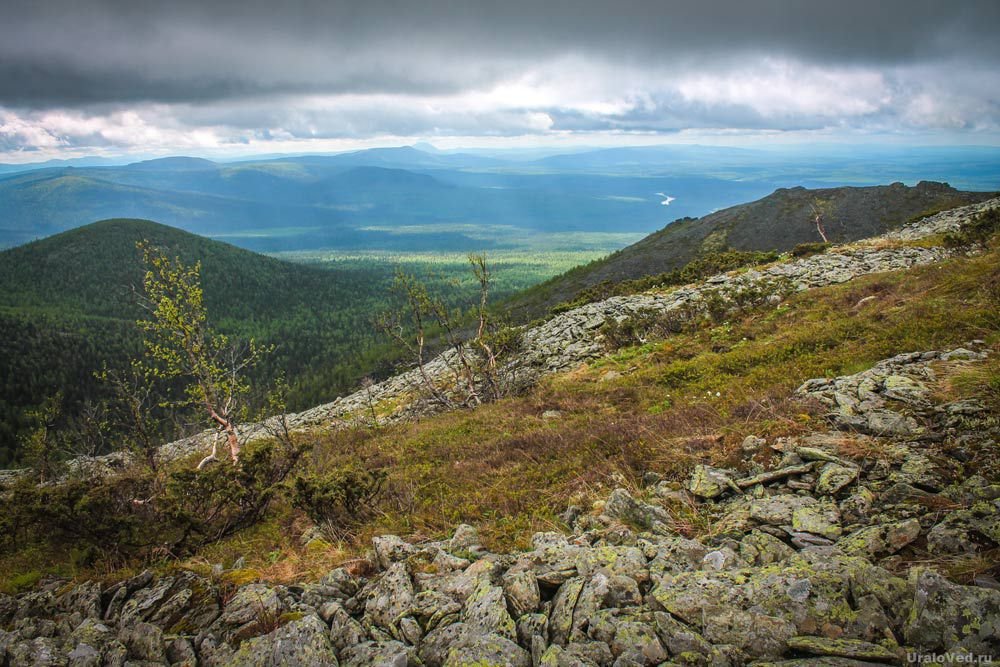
[1, 218, 336, 321]
[507, 181, 997, 317]
[0, 219, 408, 466]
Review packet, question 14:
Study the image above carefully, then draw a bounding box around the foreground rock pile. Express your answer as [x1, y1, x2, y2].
[2, 345, 997, 666]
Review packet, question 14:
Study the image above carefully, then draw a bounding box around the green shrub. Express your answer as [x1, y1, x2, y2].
[162, 439, 305, 551]
[791, 242, 832, 258]
[289, 466, 386, 539]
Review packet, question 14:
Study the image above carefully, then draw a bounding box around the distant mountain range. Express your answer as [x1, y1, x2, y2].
[2, 144, 998, 252]
[506, 181, 998, 316]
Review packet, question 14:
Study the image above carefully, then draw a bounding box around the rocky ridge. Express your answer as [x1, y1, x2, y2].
[1, 339, 998, 665]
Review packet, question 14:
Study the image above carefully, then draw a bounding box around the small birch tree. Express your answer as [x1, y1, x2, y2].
[135, 241, 267, 469]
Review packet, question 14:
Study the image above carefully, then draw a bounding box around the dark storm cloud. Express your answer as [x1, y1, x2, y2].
[2, 0, 998, 108]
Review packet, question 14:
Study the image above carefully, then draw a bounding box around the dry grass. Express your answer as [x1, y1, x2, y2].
[185, 244, 1000, 571]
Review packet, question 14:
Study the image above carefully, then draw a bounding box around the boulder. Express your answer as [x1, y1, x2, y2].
[362, 562, 414, 630]
[462, 580, 517, 641]
[785, 636, 896, 661]
[603, 489, 671, 530]
[904, 569, 1000, 655]
[225, 614, 337, 666]
[502, 570, 540, 619]
[443, 633, 531, 667]
[689, 466, 739, 499]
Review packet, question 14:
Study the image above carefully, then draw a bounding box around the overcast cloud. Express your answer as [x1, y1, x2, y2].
[1, 0, 999, 159]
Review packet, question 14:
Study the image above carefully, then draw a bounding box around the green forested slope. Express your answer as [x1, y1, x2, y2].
[0, 219, 406, 465]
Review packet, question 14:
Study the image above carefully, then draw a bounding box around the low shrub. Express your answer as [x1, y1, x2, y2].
[289, 466, 386, 540]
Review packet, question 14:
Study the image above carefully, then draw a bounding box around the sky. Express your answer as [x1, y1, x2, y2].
[1, 0, 1000, 162]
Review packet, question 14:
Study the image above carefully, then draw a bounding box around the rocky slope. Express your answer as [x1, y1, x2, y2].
[505, 181, 996, 317]
[3, 196, 996, 485]
[1, 341, 997, 665]
[1, 198, 999, 665]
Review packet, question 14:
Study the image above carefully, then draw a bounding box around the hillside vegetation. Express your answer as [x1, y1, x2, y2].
[2, 200, 997, 579]
[1, 200, 999, 665]
[0, 220, 405, 466]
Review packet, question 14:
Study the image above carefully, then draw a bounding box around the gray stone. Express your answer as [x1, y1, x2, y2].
[785, 636, 897, 661]
[750, 495, 816, 526]
[213, 584, 285, 644]
[8, 637, 68, 667]
[702, 608, 796, 660]
[791, 498, 842, 540]
[838, 519, 920, 558]
[462, 579, 517, 641]
[603, 489, 671, 530]
[450, 524, 481, 552]
[362, 562, 414, 630]
[502, 570, 540, 619]
[420, 623, 468, 667]
[326, 602, 367, 651]
[372, 535, 419, 570]
[740, 530, 795, 566]
[340, 640, 407, 667]
[904, 568, 1000, 655]
[118, 622, 165, 663]
[689, 466, 738, 499]
[816, 463, 859, 496]
[443, 633, 531, 667]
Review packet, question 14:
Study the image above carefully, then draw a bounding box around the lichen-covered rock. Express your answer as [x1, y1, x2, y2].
[603, 488, 671, 530]
[608, 620, 668, 665]
[702, 608, 796, 660]
[372, 534, 420, 570]
[925, 502, 1000, 555]
[650, 550, 911, 643]
[362, 562, 414, 630]
[791, 499, 842, 540]
[740, 530, 795, 566]
[463, 579, 517, 641]
[904, 569, 1000, 655]
[838, 519, 920, 558]
[339, 640, 407, 667]
[326, 602, 367, 651]
[784, 636, 897, 661]
[647, 536, 709, 576]
[420, 622, 469, 667]
[166, 636, 198, 666]
[576, 545, 649, 585]
[816, 463, 859, 496]
[502, 569, 540, 619]
[443, 633, 531, 667]
[8, 637, 67, 667]
[67, 617, 118, 666]
[225, 614, 337, 666]
[118, 621, 165, 663]
[449, 524, 482, 553]
[750, 495, 816, 526]
[214, 584, 286, 643]
[56, 581, 101, 622]
[689, 466, 738, 499]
